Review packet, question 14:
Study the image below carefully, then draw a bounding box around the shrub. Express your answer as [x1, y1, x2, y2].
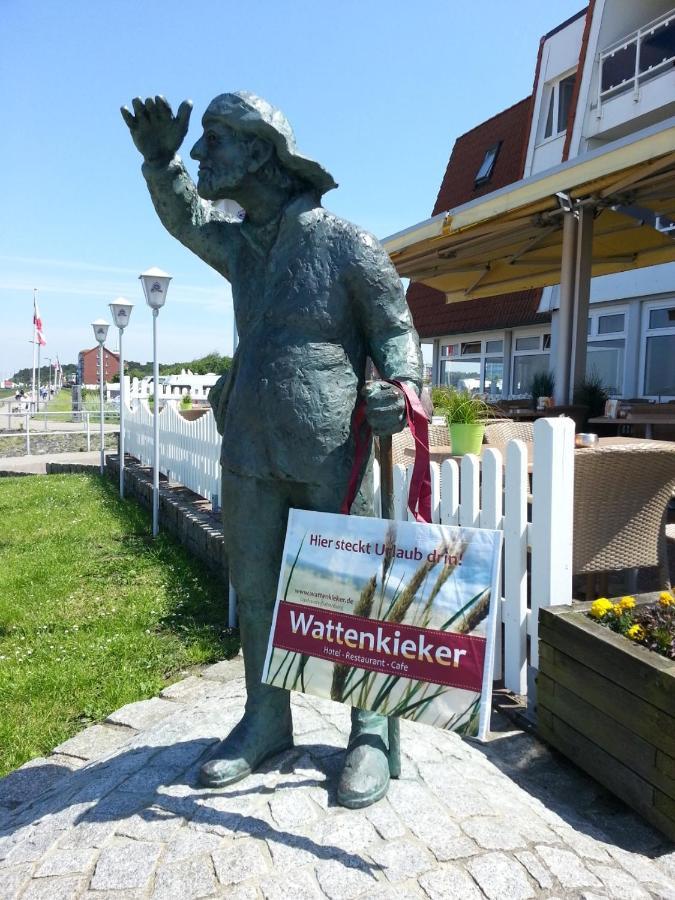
[529, 371, 555, 409]
[434, 388, 491, 425]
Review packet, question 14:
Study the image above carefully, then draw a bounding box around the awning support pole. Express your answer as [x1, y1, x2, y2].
[554, 211, 577, 405]
[569, 205, 595, 404]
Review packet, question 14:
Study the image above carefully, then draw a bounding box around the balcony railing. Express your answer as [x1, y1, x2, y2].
[598, 7, 675, 109]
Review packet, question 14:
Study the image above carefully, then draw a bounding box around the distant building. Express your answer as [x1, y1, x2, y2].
[78, 347, 120, 386]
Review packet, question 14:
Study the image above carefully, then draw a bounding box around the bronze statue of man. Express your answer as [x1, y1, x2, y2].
[121, 92, 422, 808]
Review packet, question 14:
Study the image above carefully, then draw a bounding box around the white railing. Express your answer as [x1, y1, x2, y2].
[0, 410, 119, 454]
[124, 408, 575, 693]
[124, 402, 221, 504]
[598, 7, 675, 108]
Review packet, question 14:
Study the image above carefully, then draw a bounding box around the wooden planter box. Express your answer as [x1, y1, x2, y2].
[538, 595, 675, 841]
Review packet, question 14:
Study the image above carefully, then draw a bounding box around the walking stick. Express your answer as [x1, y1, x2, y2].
[379, 434, 401, 779]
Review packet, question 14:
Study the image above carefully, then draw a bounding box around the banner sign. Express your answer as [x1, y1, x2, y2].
[262, 510, 502, 739]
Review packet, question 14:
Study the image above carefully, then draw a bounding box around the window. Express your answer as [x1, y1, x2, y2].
[511, 331, 550, 395]
[439, 334, 504, 397]
[587, 307, 626, 395]
[474, 142, 501, 187]
[542, 72, 576, 140]
[642, 301, 675, 398]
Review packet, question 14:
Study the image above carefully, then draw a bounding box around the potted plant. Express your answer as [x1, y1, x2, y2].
[436, 388, 490, 456]
[573, 370, 609, 423]
[530, 371, 555, 411]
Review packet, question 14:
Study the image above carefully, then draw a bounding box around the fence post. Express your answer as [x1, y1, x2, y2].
[480, 447, 504, 684]
[503, 440, 529, 695]
[85, 412, 91, 452]
[529, 417, 575, 706]
[25, 412, 30, 455]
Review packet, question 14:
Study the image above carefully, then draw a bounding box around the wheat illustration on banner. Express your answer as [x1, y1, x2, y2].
[263, 510, 502, 738]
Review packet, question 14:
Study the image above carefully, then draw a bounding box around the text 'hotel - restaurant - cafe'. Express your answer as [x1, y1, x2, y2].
[387, 1, 675, 403]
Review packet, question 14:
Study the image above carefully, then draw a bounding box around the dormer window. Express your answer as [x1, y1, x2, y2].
[542, 72, 576, 140]
[474, 142, 501, 187]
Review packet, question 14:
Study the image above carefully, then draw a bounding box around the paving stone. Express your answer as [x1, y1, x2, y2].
[268, 789, 319, 830]
[550, 823, 611, 861]
[535, 845, 603, 891]
[151, 854, 219, 899]
[212, 839, 270, 885]
[35, 848, 97, 877]
[589, 862, 651, 899]
[368, 837, 435, 883]
[0, 863, 33, 899]
[364, 798, 408, 840]
[314, 853, 380, 900]
[160, 675, 227, 703]
[514, 850, 554, 890]
[115, 806, 184, 842]
[467, 852, 534, 900]
[52, 725, 134, 762]
[106, 697, 177, 731]
[259, 867, 323, 899]
[387, 778, 470, 860]
[57, 820, 115, 850]
[418, 863, 484, 899]
[89, 840, 162, 891]
[312, 811, 378, 855]
[265, 831, 318, 869]
[201, 657, 245, 682]
[0, 756, 83, 812]
[416, 762, 490, 818]
[461, 816, 528, 851]
[163, 827, 223, 862]
[4, 826, 63, 864]
[20, 876, 85, 899]
[607, 846, 675, 894]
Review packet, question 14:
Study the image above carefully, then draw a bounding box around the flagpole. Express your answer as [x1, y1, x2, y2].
[31, 289, 37, 413]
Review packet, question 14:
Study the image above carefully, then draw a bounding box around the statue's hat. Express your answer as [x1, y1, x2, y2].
[204, 91, 337, 196]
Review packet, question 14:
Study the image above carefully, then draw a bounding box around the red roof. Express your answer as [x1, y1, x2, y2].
[407, 96, 548, 338]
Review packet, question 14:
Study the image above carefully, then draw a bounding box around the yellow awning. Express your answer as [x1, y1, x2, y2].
[384, 118, 675, 301]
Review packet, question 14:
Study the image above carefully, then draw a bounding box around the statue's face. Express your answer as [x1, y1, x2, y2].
[190, 118, 254, 201]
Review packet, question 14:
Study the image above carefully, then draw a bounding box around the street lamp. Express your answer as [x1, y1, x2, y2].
[91, 318, 110, 475]
[109, 298, 134, 498]
[139, 267, 172, 536]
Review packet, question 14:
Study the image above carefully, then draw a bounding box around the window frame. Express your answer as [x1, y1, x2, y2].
[510, 328, 551, 397]
[538, 68, 577, 145]
[438, 332, 505, 398]
[474, 142, 502, 187]
[639, 298, 675, 400]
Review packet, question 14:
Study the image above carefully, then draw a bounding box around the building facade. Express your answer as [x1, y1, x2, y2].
[408, 1, 675, 400]
[77, 346, 120, 387]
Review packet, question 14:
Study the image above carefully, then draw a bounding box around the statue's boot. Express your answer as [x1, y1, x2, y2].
[200, 609, 293, 788]
[337, 709, 400, 809]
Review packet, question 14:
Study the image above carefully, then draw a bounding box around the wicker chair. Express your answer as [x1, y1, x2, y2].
[573, 444, 675, 593]
[391, 423, 449, 466]
[483, 420, 534, 445]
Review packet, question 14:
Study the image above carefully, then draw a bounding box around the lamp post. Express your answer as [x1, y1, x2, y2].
[91, 319, 110, 474]
[109, 298, 134, 498]
[139, 267, 172, 536]
[46, 357, 52, 402]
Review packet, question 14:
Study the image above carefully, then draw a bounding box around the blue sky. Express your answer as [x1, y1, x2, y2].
[0, 1, 584, 379]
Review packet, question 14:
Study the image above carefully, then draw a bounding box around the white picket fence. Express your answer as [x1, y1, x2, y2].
[124, 403, 575, 694]
[125, 402, 222, 504]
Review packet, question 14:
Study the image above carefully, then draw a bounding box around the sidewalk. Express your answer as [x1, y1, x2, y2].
[0, 656, 673, 899]
[0, 451, 103, 475]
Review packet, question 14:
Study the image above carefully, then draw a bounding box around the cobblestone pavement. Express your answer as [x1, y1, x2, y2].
[0, 658, 673, 899]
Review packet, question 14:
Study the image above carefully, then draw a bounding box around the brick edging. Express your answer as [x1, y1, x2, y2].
[105, 455, 227, 580]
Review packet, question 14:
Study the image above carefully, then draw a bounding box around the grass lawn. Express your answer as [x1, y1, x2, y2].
[0, 474, 237, 776]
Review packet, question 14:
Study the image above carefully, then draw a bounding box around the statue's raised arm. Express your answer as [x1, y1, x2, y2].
[121, 95, 240, 279]
[121, 96, 193, 167]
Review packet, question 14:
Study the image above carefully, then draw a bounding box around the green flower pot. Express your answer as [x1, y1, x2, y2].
[449, 423, 485, 456]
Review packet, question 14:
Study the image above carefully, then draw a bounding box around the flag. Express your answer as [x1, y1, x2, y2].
[33, 296, 46, 346]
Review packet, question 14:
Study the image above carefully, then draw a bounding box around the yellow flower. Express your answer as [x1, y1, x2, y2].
[658, 591, 674, 607]
[619, 596, 636, 610]
[627, 624, 644, 640]
[590, 598, 613, 619]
